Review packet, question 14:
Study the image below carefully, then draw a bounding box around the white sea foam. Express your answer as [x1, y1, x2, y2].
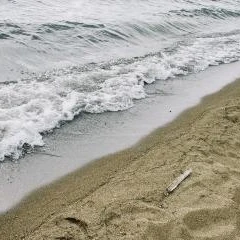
[0, 33, 240, 161]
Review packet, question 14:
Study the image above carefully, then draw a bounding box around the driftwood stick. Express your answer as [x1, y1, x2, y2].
[167, 169, 192, 193]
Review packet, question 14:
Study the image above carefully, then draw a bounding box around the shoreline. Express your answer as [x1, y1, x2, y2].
[1, 78, 240, 239]
[2, 61, 240, 213]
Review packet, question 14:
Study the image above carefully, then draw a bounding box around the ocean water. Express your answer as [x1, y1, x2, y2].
[1, 0, 240, 161]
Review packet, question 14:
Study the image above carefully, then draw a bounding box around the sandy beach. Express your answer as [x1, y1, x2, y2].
[1, 78, 240, 240]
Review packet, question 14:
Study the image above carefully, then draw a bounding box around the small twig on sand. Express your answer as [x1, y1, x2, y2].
[166, 169, 192, 194]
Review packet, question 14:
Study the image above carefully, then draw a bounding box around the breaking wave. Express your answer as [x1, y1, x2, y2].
[0, 0, 240, 160]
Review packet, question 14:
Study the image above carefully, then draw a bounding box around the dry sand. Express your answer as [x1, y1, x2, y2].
[0, 79, 240, 240]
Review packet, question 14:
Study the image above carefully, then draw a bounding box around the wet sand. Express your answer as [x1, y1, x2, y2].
[0, 78, 240, 240]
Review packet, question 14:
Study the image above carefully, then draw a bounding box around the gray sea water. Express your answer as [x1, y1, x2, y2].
[1, 0, 240, 161]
